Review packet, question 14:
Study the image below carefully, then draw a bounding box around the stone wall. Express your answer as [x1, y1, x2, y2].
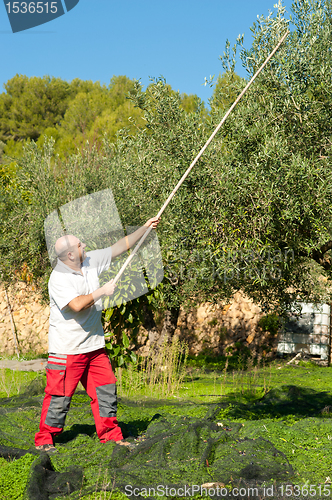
[0, 283, 49, 356]
[0, 284, 274, 358]
[137, 291, 277, 358]
[177, 292, 276, 357]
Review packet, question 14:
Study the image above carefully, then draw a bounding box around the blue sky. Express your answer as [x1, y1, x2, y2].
[1, 0, 293, 105]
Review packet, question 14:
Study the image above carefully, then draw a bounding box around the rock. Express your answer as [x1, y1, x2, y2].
[39, 330, 48, 340]
[19, 327, 32, 338]
[30, 303, 43, 314]
[221, 304, 231, 315]
[0, 302, 8, 313]
[196, 305, 208, 323]
[19, 309, 27, 318]
[246, 333, 255, 345]
[242, 310, 255, 321]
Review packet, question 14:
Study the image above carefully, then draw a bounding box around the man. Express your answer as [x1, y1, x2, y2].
[35, 216, 160, 453]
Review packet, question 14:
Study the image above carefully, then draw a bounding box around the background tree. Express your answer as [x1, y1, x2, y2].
[209, 72, 243, 112]
[0, 75, 71, 143]
[41, 76, 146, 156]
[0, 74, 205, 162]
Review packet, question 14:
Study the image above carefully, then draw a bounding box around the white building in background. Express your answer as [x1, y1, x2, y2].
[277, 303, 330, 361]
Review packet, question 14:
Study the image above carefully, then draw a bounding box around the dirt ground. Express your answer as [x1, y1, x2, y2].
[0, 358, 46, 371]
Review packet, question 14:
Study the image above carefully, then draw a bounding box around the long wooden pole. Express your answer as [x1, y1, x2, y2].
[113, 31, 289, 286]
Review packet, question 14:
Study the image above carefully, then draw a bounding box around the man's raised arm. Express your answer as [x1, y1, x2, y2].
[111, 216, 160, 259]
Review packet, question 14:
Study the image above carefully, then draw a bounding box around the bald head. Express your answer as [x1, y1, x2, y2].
[55, 235, 80, 261]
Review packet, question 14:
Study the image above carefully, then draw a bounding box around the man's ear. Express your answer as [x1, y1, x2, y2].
[67, 251, 74, 261]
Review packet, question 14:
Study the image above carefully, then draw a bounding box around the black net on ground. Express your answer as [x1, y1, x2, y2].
[2, 381, 332, 499]
[217, 384, 332, 421]
[109, 413, 293, 499]
[24, 454, 83, 500]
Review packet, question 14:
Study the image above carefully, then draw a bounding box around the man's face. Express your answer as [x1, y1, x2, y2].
[55, 235, 87, 267]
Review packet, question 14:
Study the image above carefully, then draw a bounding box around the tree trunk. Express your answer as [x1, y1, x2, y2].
[157, 307, 180, 346]
[142, 304, 160, 345]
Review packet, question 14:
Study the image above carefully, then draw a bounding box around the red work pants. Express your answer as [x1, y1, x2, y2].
[35, 348, 123, 446]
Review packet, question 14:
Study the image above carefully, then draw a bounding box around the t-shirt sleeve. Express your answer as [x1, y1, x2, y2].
[49, 275, 80, 311]
[87, 247, 113, 276]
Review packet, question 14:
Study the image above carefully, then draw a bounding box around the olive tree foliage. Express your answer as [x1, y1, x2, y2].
[209, 72, 243, 112]
[207, 0, 332, 311]
[109, 79, 229, 309]
[115, 0, 332, 317]
[0, 140, 101, 290]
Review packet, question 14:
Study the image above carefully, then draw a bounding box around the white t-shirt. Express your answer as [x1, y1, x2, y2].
[48, 247, 113, 354]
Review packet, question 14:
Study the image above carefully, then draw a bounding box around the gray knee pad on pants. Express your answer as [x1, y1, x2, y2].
[45, 396, 72, 428]
[96, 383, 117, 418]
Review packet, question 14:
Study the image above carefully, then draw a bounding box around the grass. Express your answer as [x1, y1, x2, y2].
[0, 352, 48, 361]
[0, 454, 36, 500]
[0, 368, 45, 398]
[116, 336, 188, 398]
[2, 354, 332, 498]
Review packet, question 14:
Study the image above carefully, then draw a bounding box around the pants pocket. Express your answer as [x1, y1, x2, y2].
[45, 366, 66, 396]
